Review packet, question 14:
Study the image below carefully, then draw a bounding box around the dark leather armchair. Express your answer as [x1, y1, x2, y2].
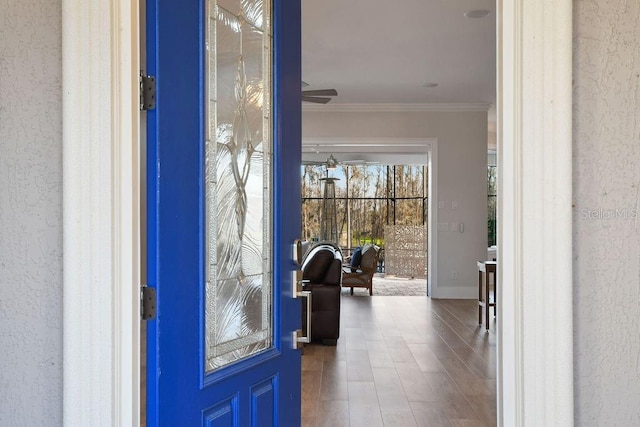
[301, 242, 343, 345]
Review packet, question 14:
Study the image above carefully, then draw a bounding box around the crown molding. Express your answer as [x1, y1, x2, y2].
[302, 102, 492, 113]
[302, 137, 435, 155]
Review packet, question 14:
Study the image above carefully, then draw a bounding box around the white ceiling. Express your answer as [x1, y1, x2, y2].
[302, 0, 496, 105]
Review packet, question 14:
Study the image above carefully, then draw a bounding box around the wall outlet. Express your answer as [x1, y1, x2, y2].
[451, 200, 458, 210]
[451, 271, 458, 279]
[438, 222, 449, 231]
[438, 201, 445, 209]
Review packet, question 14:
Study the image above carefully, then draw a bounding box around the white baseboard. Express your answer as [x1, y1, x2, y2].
[431, 286, 476, 299]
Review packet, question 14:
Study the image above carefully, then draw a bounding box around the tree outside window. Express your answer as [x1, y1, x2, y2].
[301, 164, 427, 250]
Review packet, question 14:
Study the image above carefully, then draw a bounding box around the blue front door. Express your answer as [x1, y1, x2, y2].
[145, 0, 302, 425]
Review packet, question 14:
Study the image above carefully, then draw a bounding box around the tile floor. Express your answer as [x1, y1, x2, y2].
[344, 275, 427, 297]
[301, 296, 496, 427]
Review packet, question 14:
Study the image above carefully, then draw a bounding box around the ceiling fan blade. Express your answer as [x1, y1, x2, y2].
[302, 96, 331, 104]
[302, 89, 338, 97]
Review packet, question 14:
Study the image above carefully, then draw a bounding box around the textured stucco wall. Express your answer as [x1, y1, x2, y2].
[0, 0, 63, 424]
[574, 0, 640, 424]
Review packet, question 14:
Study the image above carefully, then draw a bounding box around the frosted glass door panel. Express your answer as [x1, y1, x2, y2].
[205, 0, 272, 373]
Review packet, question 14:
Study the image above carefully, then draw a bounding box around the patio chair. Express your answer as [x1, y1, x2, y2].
[342, 244, 380, 296]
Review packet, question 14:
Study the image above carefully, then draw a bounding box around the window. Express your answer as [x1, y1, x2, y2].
[301, 164, 427, 250]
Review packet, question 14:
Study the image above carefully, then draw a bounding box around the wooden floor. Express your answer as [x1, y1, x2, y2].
[301, 296, 496, 427]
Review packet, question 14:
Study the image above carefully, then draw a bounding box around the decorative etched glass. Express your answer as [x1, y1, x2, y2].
[205, 0, 272, 372]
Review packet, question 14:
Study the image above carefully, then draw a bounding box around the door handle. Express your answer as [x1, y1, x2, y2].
[297, 289, 312, 348]
[292, 269, 312, 349]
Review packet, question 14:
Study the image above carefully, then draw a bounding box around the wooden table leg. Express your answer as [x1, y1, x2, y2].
[478, 269, 483, 325]
[494, 269, 497, 320]
[485, 270, 490, 330]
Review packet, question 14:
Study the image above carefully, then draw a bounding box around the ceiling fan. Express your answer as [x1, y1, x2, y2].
[302, 81, 338, 104]
[302, 154, 380, 169]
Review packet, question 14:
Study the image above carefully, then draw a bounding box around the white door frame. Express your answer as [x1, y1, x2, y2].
[497, 1, 573, 424]
[62, 0, 573, 425]
[62, 0, 141, 424]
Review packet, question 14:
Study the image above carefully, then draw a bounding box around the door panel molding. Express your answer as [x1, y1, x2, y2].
[62, 0, 573, 424]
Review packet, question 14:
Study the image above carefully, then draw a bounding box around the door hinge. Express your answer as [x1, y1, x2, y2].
[141, 285, 157, 320]
[140, 74, 156, 111]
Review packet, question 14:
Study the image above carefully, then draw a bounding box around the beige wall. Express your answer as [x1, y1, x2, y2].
[573, 0, 640, 423]
[303, 110, 488, 298]
[0, 0, 63, 424]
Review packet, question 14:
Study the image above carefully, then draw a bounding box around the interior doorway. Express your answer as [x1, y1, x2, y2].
[301, 139, 434, 298]
[303, 2, 497, 425]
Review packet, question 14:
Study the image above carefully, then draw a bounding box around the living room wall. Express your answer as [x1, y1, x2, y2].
[303, 109, 488, 298]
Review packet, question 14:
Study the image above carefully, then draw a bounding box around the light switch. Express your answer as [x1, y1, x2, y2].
[438, 201, 445, 209]
[451, 200, 458, 210]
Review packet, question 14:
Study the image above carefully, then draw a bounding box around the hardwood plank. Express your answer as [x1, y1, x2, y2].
[438, 357, 493, 398]
[315, 400, 350, 427]
[388, 342, 418, 364]
[345, 333, 369, 351]
[302, 345, 325, 372]
[395, 363, 441, 402]
[361, 329, 386, 341]
[320, 360, 349, 401]
[348, 382, 384, 427]
[320, 342, 347, 362]
[366, 339, 390, 352]
[434, 390, 485, 422]
[346, 349, 375, 381]
[406, 343, 446, 373]
[302, 369, 322, 417]
[348, 361, 375, 382]
[464, 395, 497, 426]
[409, 402, 452, 427]
[381, 411, 419, 427]
[372, 367, 412, 413]
[424, 372, 464, 398]
[369, 349, 396, 368]
[302, 416, 316, 427]
[449, 419, 489, 427]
